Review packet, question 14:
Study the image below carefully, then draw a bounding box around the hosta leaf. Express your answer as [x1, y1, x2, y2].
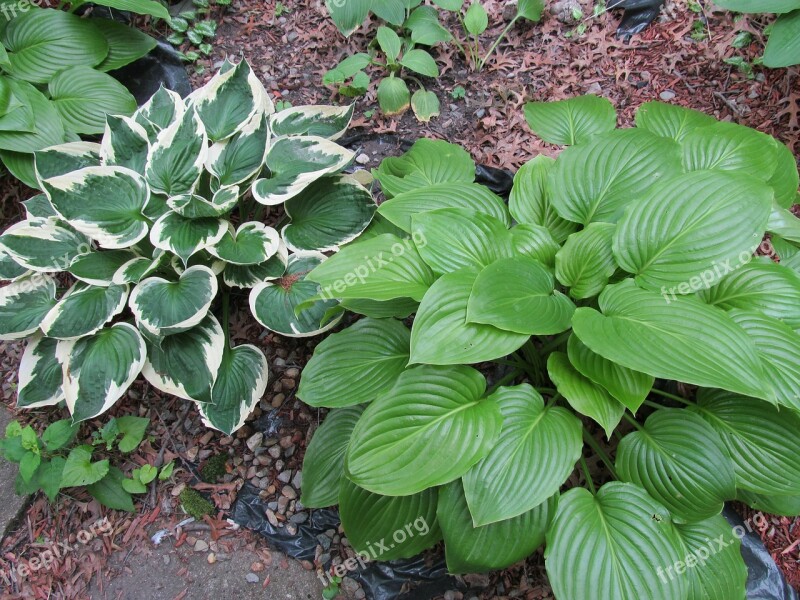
[199, 344, 269, 435]
[410, 89, 440, 122]
[0, 274, 57, 340]
[634, 101, 716, 142]
[545, 482, 687, 600]
[48, 67, 136, 135]
[714, 0, 800, 12]
[549, 129, 682, 225]
[301, 405, 364, 508]
[567, 335, 653, 413]
[206, 112, 268, 186]
[135, 86, 185, 136]
[22, 194, 58, 220]
[149, 211, 227, 264]
[613, 171, 771, 292]
[42, 165, 150, 249]
[282, 174, 376, 252]
[405, 5, 453, 45]
[57, 323, 145, 422]
[737, 489, 800, 517]
[0, 9, 108, 84]
[167, 186, 239, 219]
[547, 352, 625, 437]
[378, 182, 510, 233]
[1, 150, 38, 189]
[373, 138, 474, 198]
[223, 245, 288, 288]
[340, 297, 418, 319]
[34, 141, 101, 183]
[616, 408, 736, 523]
[377, 76, 410, 115]
[467, 256, 575, 335]
[508, 156, 577, 244]
[68, 250, 140, 287]
[767, 203, 800, 242]
[113, 252, 169, 286]
[767, 140, 799, 208]
[681, 121, 779, 181]
[0, 218, 89, 272]
[306, 233, 436, 302]
[412, 208, 513, 274]
[438, 480, 556, 574]
[100, 115, 150, 174]
[764, 9, 800, 68]
[346, 364, 502, 496]
[141, 313, 224, 403]
[325, 0, 372, 36]
[0, 249, 28, 281]
[18, 335, 64, 408]
[462, 384, 581, 525]
[339, 478, 442, 561]
[40, 283, 128, 340]
[510, 224, 560, 267]
[250, 253, 342, 337]
[208, 222, 280, 265]
[252, 135, 353, 206]
[674, 515, 747, 600]
[92, 19, 158, 72]
[401, 49, 439, 77]
[692, 388, 800, 495]
[523, 96, 617, 145]
[270, 104, 354, 140]
[298, 318, 410, 408]
[697, 259, 800, 328]
[145, 107, 208, 196]
[410, 268, 529, 365]
[0, 79, 65, 154]
[555, 222, 617, 299]
[130, 265, 218, 336]
[188, 59, 270, 141]
[571, 280, 772, 402]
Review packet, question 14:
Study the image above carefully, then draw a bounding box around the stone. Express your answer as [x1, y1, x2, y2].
[660, 90, 676, 101]
[281, 486, 297, 500]
[245, 573, 259, 584]
[246, 432, 263, 452]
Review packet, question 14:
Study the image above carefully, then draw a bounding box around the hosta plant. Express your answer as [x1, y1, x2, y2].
[296, 97, 800, 599]
[715, 0, 800, 67]
[0, 59, 376, 435]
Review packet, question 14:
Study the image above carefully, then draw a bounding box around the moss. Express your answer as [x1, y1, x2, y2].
[179, 488, 214, 520]
[201, 453, 229, 483]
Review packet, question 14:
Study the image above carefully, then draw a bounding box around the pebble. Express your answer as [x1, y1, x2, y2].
[290, 512, 308, 524]
[279, 435, 294, 448]
[355, 153, 370, 165]
[281, 485, 297, 499]
[277, 471, 292, 483]
[277, 496, 289, 513]
[246, 432, 263, 451]
[291, 471, 302, 489]
[660, 90, 676, 101]
[268, 446, 281, 459]
[586, 82, 602, 95]
[266, 509, 279, 527]
[285, 367, 300, 378]
[286, 523, 298, 535]
[207, 553, 216, 564]
[319, 552, 331, 565]
[287, 31, 298, 42]
[171, 483, 186, 497]
[194, 540, 209, 552]
[245, 573, 260, 584]
[317, 534, 332, 551]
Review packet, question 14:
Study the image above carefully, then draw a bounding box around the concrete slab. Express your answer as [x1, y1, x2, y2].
[0, 404, 28, 540]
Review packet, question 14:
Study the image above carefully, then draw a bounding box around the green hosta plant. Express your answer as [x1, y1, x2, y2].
[296, 97, 800, 598]
[166, 0, 225, 70]
[0, 59, 376, 435]
[0, 7, 160, 187]
[715, 0, 800, 67]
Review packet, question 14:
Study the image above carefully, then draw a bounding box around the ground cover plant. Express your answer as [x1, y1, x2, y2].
[297, 96, 800, 599]
[0, 59, 376, 436]
[714, 0, 800, 68]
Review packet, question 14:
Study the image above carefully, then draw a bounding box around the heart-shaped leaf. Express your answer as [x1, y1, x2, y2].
[681, 121, 779, 181]
[40, 283, 128, 340]
[145, 107, 208, 196]
[68, 250, 140, 287]
[764, 9, 800, 68]
[61, 446, 109, 487]
[150, 211, 227, 264]
[524, 96, 617, 146]
[0, 217, 89, 272]
[634, 101, 716, 142]
[18, 335, 64, 408]
[206, 111, 269, 186]
[0, 274, 57, 340]
[208, 222, 280, 265]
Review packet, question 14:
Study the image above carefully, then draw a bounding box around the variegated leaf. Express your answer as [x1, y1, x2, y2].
[40, 282, 128, 340]
[100, 114, 150, 174]
[150, 211, 227, 264]
[269, 104, 354, 141]
[0, 217, 90, 272]
[0, 274, 57, 339]
[208, 221, 280, 265]
[56, 323, 146, 422]
[0, 248, 29, 281]
[251, 136, 353, 206]
[145, 107, 208, 196]
[141, 313, 224, 403]
[22, 194, 58, 220]
[18, 335, 64, 408]
[112, 252, 170, 285]
[206, 111, 269, 186]
[129, 265, 217, 336]
[42, 165, 150, 249]
[133, 85, 185, 140]
[68, 250, 140, 287]
[223, 240, 288, 288]
[34, 141, 101, 186]
[166, 186, 239, 219]
[199, 344, 269, 435]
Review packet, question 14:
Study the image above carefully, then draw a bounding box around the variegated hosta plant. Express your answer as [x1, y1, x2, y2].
[296, 98, 800, 599]
[0, 60, 376, 435]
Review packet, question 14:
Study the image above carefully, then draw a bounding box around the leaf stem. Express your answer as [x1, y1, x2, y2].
[642, 399, 666, 410]
[649, 388, 695, 406]
[579, 455, 596, 495]
[538, 331, 571, 355]
[479, 16, 518, 71]
[545, 393, 561, 408]
[537, 386, 558, 396]
[622, 412, 644, 432]
[488, 369, 523, 394]
[582, 428, 618, 479]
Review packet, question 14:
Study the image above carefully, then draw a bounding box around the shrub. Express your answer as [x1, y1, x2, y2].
[0, 59, 375, 435]
[296, 97, 800, 598]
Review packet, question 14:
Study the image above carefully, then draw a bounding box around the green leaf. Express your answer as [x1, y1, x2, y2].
[325, 0, 372, 36]
[150, 212, 227, 264]
[410, 89, 440, 122]
[199, 344, 269, 435]
[208, 222, 280, 265]
[0, 79, 65, 153]
[93, 19, 158, 72]
[462, 384, 580, 525]
[40, 283, 128, 340]
[764, 9, 800, 68]
[616, 408, 736, 523]
[377, 76, 411, 116]
[299, 318, 410, 408]
[464, 2, 488, 34]
[87, 467, 135, 512]
[59, 323, 146, 422]
[159, 461, 175, 480]
[270, 103, 354, 140]
[115, 416, 150, 453]
[138, 464, 158, 485]
[87, 0, 170, 18]
[122, 477, 147, 494]
[18, 335, 64, 408]
[0, 274, 57, 340]
[1, 150, 38, 189]
[207, 112, 268, 186]
[34, 141, 101, 183]
[346, 364, 502, 496]
[613, 171, 771, 291]
[41, 420, 77, 452]
[36, 457, 66, 502]
[412, 207, 513, 274]
[524, 96, 617, 146]
[401, 49, 439, 77]
[61, 445, 110, 487]
[566, 335, 653, 414]
[555, 222, 617, 299]
[508, 156, 577, 243]
[324, 55, 370, 85]
[405, 6, 453, 45]
[301, 405, 364, 508]
[376, 26, 402, 62]
[681, 121, 779, 181]
[768, 140, 800, 209]
[100, 115, 150, 175]
[549, 129, 683, 225]
[1, 9, 108, 84]
[223, 249, 288, 288]
[571, 280, 773, 402]
[713, 0, 800, 12]
[431, 0, 463, 10]
[135, 86, 184, 135]
[282, 175, 376, 252]
[410, 268, 529, 365]
[19, 451, 41, 483]
[145, 107, 207, 196]
[517, 0, 545, 20]
[306, 233, 436, 302]
[438, 480, 555, 573]
[68, 250, 140, 287]
[0, 217, 90, 272]
[545, 482, 687, 600]
[167, 187, 239, 219]
[467, 256, 575, 335]
[510, 224, 560, 267]
[691, 388, 800, 495]
[737, 489, 800, 517]
[340, 297, 418, 319]
[547, 352, 625, 438]
[634, 101, 716, 142]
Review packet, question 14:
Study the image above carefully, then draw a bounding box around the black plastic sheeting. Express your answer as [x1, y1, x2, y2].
[607, 0, 666, 40]
[233, 483, 797, 600]
[110, 41, 192, 104]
